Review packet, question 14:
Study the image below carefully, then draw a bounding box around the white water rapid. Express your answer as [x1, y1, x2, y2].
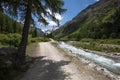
[59, 42, 120, 75]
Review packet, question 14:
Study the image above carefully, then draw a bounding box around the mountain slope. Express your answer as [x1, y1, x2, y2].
[0, 11, 44, 37]
[0, 11, 22, 34]
[53, 0, 120, 40]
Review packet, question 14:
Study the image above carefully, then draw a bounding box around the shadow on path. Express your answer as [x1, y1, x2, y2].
[20, 56, 71, 80]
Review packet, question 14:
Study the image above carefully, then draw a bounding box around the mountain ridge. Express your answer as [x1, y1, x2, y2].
[53, 0, 120, 40]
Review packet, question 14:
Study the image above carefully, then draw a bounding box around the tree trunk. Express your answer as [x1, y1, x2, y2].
[0, 4, 3, 12]
[15, 0, 32, 64]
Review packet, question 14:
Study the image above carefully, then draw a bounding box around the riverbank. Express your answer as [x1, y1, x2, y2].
[68, 39, 120, 51]
[66, 39, 120, 60]
[57, 42, 120, 80]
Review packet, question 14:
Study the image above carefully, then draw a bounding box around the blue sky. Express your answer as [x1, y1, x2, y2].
[37, 0, 99, 31]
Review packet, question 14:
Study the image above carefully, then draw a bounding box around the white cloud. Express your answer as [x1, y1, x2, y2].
[48, 21, 57, 26]
[39, 20, 57, 26]
[46, 9, 52, 15]
[3, 6, 9, 10]
[46, 9, 62, 21]
[40, 9, 62, 26]
[95, 0, 100, 2]
[48, 13, 62, 26]
[54, 13, 62, 21]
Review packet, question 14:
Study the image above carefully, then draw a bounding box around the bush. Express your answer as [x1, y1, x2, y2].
[0, 34, 50, 48]
[30, 37, 50, 43]
[0, 42, 3, 47]
[0, 34, 21, 47]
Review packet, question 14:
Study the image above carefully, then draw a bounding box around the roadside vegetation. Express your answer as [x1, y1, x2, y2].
[0, 34, 21, 47]
[0, 33, 50, 80]
[72, 38, 120, 53]
[0, 11, 50, 80]
[0, 0, 65, 80]
[0, 33, 50, 48]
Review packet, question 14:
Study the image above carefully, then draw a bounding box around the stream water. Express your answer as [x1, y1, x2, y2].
[59, 42, 120, 75]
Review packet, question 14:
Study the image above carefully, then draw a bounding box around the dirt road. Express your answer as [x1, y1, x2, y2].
[21, 42, 111, 80]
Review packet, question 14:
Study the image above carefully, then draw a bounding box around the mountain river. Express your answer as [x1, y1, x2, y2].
[59, 42, 120, 75]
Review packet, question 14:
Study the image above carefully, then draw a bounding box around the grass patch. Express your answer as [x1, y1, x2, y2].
[73, 39, 120, 53]
[30, 37, 50, 43]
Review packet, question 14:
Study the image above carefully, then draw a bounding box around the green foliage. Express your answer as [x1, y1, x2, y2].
[97, 39, 120, 45]
[32, 28, 37, 37]
[0, 34, 50, 48]
[53, 1, 120, 40]
[30, 37, 50, 43]
[0, 34, 21, 47]
[73, 39, 120, 53]
[0, 11, 22, 34]
[0, 42, 3, 47]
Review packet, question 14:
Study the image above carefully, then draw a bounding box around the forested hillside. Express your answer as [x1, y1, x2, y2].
[0, 11, 44, 36]
[0, 11, 45, 47]
[53, 0, 120, 40]
[0, 11, 22, 34]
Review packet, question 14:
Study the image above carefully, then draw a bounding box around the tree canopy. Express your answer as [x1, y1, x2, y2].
[0, 0, 66, 64]
[1, 0, 66, 25]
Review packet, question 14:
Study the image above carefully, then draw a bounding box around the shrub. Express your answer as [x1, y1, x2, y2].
[0, 34, 50, 48]
[30, 37, 50, 43]
[0, 34, 21, 47]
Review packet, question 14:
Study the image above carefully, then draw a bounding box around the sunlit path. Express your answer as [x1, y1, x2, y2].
[21, 42, 110, 80]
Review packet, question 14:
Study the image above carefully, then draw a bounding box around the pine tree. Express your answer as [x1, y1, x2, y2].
[13, 21, 17, 33]
[1, 0, 66, 64]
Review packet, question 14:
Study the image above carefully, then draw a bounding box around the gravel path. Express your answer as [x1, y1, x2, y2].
[20, 42, 110, 80]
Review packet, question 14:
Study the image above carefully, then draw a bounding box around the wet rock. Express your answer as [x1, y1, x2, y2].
[88, 63, 97, 68]
[114, 53, 120, 56]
